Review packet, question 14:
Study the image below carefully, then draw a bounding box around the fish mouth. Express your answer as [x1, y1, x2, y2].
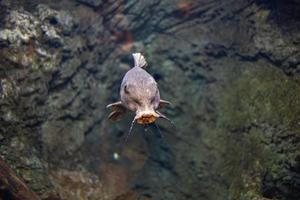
[136, 112, 159, 124]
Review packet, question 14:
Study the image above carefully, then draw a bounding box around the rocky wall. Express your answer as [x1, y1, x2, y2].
[1, 0, 300, 200]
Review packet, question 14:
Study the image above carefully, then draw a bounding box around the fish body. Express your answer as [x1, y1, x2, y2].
[107, 53, 171, 126]
[120, 59, 160, 124]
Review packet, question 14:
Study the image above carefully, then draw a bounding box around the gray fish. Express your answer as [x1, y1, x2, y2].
[106, 53, 171, 130]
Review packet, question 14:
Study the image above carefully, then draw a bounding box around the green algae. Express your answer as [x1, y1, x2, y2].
[217, 63, 300, 130]
[221, 129, 274, 200]
[215, 63, 300, 199]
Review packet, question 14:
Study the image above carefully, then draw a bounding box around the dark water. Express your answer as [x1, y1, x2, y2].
[1, 0, 300, 200]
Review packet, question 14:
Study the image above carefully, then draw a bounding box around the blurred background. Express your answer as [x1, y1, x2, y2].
[1, 0, 300, 199]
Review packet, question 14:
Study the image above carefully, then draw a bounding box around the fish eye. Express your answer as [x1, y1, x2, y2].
[124, 85, 130, 94]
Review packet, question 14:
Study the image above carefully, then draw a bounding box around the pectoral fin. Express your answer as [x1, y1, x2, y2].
[108, 110, 126, 121]
[158, 99, 171, 109]
[106, 101, 123, 109]
[106, 101, 127, 121]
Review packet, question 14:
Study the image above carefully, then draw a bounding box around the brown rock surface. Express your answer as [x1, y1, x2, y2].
[1, 0, 300, 200]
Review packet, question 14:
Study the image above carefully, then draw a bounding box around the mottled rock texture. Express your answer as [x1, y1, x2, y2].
[1, 0, 300, 200]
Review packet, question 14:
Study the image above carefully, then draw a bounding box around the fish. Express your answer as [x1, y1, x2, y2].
[106, 53, 172, 138]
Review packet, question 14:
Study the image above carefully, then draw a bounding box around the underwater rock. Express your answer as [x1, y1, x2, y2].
[49, 168, 151, 200]
[0, 157, 41, 200]
[0, 10, 39, 45]
[36, 4, 75, 36]
[0, 7, 62, 70]
[41, 120, 86, 157]
[1, 0, 300, 200]
[77, 0, 103, 8]
[0, 4, 76, 198]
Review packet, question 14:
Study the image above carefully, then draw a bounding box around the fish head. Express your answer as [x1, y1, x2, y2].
[121, 75, 161, 124]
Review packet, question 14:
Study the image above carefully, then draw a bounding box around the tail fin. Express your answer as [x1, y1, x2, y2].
[132, 53, 147, 68]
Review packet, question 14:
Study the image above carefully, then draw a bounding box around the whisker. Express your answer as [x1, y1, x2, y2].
[125, 117, 136, 142]
[156, 111, 176, 128]
[154, 122, 164, 138]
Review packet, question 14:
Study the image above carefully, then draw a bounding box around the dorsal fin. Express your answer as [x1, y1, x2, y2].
[132, 53, 147, 68]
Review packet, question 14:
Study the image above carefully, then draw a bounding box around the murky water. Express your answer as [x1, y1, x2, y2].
[1, 0, 300, 200]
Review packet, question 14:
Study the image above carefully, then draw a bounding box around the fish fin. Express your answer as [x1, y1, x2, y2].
[108, 110, 126, 121]
[132, 53, 147, 68]
[106, 101, 123, 109]
[106, 101, 127, 121]
[158, 99, 171, 109]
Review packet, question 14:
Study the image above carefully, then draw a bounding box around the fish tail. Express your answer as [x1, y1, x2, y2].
[132, 53, 147, 68]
